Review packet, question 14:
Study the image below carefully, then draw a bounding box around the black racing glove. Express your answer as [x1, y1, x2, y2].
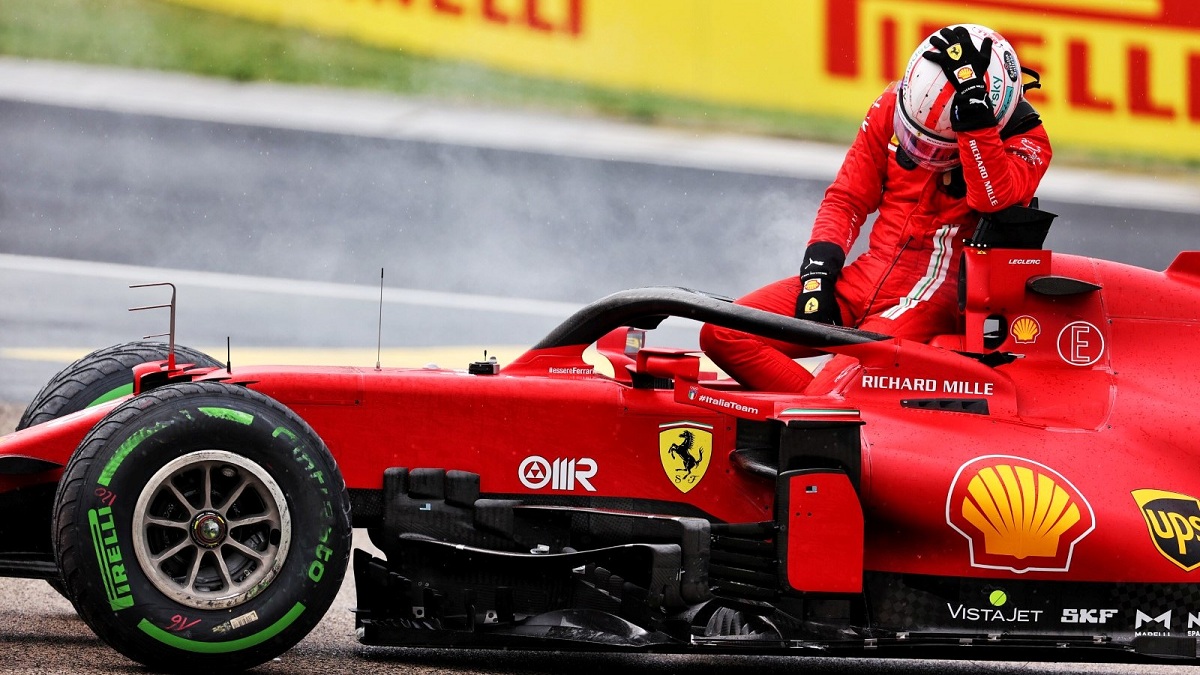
[922, 26, 996, 132]
[795, 241, 845, 326]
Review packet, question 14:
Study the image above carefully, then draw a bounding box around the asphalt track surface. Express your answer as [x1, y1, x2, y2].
[2, 59, 1200, 673]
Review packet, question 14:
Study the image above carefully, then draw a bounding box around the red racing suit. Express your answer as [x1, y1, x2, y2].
[700, 83, 1052, 391]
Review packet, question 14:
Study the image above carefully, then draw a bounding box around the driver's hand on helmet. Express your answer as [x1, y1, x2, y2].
[922, 26, 995, 131]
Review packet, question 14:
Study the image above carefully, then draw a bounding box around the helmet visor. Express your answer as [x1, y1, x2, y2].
[894, 89, 960, 171]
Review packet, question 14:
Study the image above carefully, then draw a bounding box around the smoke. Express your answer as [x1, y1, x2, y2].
[0, 101, 827, 303]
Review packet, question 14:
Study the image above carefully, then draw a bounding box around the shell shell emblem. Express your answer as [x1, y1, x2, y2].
[947, 455, 1094, 573]
[1010, 315, 1040, 344]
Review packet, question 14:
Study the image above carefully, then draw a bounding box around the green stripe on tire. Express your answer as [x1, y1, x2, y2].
[199, 407, 254, 425]
[87, 384, 134, 408]
[136, 602, 305, 653]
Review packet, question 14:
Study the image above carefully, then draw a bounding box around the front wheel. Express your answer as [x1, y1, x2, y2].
[53, 381, 351, 671]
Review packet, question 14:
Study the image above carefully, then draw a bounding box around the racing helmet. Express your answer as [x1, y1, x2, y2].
[894, 24, 1023, 170]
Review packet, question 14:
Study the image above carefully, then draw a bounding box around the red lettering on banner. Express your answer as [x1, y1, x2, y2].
[357, 0, 582, 36]
[822, 0, 1200, 126]
[1191, 54, 1200, 122]
[880, 17, 898, 81]
[1128, 46, 1175, 118]
[565, 0, 582, 35]
[826, 0, 858, 77]
[526, 0, 554, 32]
[482, 0, 508, 24]
[1067, 40, 1115, 112]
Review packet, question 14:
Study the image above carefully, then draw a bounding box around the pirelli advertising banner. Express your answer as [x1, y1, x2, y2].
[161, 0, 1200, 160]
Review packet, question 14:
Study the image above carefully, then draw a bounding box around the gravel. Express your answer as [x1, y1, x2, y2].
[0, 402, 19, 434]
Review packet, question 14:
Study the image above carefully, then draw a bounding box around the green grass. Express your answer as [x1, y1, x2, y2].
[0, 0, 1195, 172]
[0, 0, 857, 144]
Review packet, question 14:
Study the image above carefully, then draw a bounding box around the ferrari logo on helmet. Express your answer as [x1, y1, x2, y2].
[804, 297, 820, 314]
[947, 43, 963, 60]
[1132, 489, 1200, 571]
[947, 455, 1094, 573]
[955, 65, 975, 83]
[659, 422, 712, 493]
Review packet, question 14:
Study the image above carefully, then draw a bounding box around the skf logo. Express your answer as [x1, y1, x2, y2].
[1136, 609, 1172, 635]
[659, 422, 712, 493]
[518, 455, 596, 492]
[1061, 608, 1117, 624]
[1132, 489, 1200, 570]
[946, 455, 1095, 573]
[1010, 316, 1041, 344]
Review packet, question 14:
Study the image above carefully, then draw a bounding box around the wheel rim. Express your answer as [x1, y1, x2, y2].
[132, 450, 293, 610]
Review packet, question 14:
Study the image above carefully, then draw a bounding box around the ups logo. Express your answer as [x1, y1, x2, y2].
[1132, 489, 1200, 571]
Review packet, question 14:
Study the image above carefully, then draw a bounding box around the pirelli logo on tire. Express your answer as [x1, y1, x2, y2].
[88, 506, 134, 611]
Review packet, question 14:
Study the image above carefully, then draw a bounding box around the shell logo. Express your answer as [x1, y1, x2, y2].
[946, 455, 1095, 574]
[1010, 315, 1041, 344]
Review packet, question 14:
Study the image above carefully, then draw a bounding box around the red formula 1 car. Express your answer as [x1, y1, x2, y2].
[3, 208, 1200, 670]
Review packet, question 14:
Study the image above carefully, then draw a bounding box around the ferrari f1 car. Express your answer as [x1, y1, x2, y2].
[3, 207, 1200, 670]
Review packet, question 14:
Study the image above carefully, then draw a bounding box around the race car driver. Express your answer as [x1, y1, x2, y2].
[700, 24, 1052, 391]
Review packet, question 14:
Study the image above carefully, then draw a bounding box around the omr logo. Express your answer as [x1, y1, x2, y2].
[519, 455, 597, 492]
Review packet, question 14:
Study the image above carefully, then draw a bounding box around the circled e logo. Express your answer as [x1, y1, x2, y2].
[1056, 321, 1104, 367]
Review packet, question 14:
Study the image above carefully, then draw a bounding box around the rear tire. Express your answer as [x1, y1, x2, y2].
[53, 381, 351, 671]
[18, 341, 219, 430]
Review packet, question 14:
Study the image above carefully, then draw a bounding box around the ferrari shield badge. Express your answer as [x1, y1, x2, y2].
[946, 455, 1094, 573]
[1132, 489, 1200, 571]
[659, 422, 712, 493]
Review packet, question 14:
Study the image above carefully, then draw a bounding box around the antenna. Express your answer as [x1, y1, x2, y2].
[226, 336, 232, 373]
[129, 282, 177, 370]
[376, 268, 384, 371]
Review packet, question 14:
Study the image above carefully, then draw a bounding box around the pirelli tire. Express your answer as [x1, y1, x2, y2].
[20, 341, 220, 599]
[18, 341, 220, 430]
[52, 381, 351, 672]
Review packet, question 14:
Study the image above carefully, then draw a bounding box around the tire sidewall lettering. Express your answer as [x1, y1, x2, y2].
[75, 395, 344, 652]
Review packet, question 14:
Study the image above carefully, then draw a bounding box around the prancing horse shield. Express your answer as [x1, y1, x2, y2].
[659, 421, 713, 494]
